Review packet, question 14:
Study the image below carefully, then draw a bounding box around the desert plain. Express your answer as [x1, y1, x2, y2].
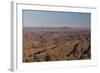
[23, 27, 91, 62]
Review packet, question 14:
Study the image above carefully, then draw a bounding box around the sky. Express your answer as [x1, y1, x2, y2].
[23, 10, 91, 28]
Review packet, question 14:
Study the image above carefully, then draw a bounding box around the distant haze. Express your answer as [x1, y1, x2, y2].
[23, 10, 91, 28]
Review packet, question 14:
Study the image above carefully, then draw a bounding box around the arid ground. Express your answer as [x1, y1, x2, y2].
[23, 27, 91, 62]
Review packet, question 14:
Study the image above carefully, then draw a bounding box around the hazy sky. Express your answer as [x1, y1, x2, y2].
[23, 10, 91, 28]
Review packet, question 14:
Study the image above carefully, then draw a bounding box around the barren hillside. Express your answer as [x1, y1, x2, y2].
[23, 27, 91, 62]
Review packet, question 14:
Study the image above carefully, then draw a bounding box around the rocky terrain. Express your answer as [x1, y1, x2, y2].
[23, 27, 91, 62]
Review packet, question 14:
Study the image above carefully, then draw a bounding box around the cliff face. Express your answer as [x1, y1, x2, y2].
[23, 27, 91, 62]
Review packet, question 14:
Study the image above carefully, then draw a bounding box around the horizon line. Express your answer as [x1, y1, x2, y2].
[23, 26, 90, 29]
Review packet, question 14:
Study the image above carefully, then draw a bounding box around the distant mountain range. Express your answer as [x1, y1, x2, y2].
[23, 27, 90, 32]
